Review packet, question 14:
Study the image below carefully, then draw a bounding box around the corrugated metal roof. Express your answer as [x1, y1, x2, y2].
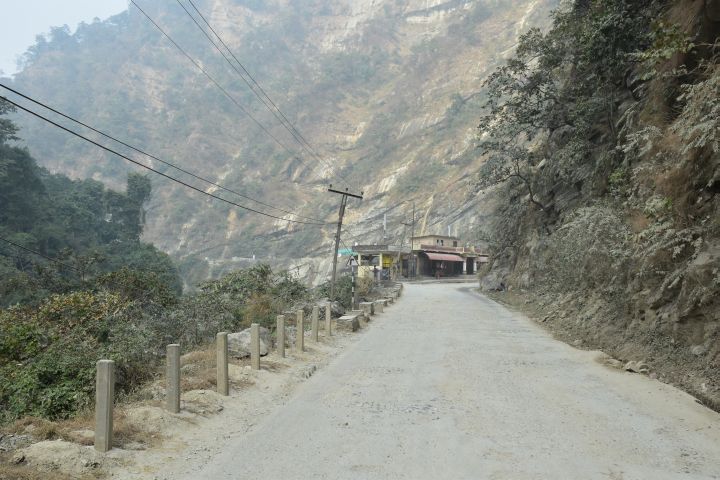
[424, 252, 465, 262]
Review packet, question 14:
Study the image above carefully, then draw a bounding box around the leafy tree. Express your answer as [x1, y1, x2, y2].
[477, 1, 658, 210]
[0, 99, 19, 144]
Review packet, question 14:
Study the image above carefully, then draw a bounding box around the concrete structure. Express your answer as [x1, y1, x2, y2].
[296, 310, 304, 352]
[94, 359, 114, 453]
[166, 344, 181, 414]
[311, 306, 319, 342]
[374, 300, 384, 313]
[277, 315, 286, 358]
[352, 244, 411, 281]
[360, 301, 374, 316]
[325, 305, 332, 336]
[216, 332, 229, 396]
[337, 312, 362, 331]
[411, 235, 487, 277]
[251, 324, 261, 370]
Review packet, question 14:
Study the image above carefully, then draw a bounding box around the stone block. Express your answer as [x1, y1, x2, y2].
[337, 315, 360, 332]
[216, 333, 229, 396]
[166, 344, 180, 414]
[94, 360, 114, 453]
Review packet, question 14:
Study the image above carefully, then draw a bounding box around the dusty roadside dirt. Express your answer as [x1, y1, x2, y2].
[487, 288, 720, 412]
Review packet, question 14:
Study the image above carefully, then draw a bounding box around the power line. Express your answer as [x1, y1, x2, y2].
[0, 236, 80, 273]
[1, 95, 329, 226]
[180, 0, 355, 190]
[0, 84, 328, 224]
[176, 2, 309, 155]
[129, 0, 333, 189]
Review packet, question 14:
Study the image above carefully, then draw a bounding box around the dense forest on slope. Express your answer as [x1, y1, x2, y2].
[478, 0, 720, 408]
[0, 107, 311, 421]
[2, 0, 557, 284]
[0, 102, 180, 306]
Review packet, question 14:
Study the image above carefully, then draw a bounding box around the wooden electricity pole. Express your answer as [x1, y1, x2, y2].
[328, 185, 363, 300]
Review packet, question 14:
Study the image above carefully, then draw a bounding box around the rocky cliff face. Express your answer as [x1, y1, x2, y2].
[5, 0, 556, 285]
[478, 0, 720, 409]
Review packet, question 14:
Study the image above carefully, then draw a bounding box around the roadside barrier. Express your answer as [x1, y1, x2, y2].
[311, 306, 319, 342]
[296, 310, 304, 352]
[277, 315, 286, 358]
[92, 289, 403, 452]
[217, 332, 229, 396]
[166, 344, 181, 414]
[94, 360, 114, 453]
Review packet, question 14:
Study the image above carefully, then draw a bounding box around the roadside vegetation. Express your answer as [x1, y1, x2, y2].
[0, 105, 311, 424]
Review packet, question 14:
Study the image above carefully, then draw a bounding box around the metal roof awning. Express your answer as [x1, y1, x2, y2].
[424, 252, 465, 262]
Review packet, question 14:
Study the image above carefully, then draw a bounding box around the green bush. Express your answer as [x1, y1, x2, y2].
[0, 291, 154, 422]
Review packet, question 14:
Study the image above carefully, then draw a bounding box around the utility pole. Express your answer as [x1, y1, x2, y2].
[411, 201, 416, 278]
[402, 201, 418, 278]
[328, 185, 363, 301]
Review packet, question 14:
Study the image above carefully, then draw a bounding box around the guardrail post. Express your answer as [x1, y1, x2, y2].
[311, 305, 319, 342]
[216, 332, 229, 396]
[277, 315, 285, 358]
[251, 323, 261, 370]
[325, 305, 332, 337]
[94, 359, 114, 453]
[296, 310, 304, 352]
[166, 344, 181, 413]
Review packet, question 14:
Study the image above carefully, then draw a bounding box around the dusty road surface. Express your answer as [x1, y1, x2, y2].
[180, 283, 720, 480]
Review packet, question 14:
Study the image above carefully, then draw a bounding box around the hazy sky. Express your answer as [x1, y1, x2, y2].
[0, 0, 128, 76]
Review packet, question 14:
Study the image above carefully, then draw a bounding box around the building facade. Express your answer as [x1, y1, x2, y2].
[411, 235, 486, 278]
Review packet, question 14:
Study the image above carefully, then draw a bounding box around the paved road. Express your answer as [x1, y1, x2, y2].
[184, 283, 720, 479]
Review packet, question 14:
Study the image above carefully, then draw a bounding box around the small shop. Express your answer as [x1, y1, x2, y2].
[351, 244, 411, 281]
[418, 251, 465, 277]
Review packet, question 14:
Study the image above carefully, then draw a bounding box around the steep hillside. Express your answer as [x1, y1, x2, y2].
[3, 0, 556, 285]
[478, 0, 720, 408]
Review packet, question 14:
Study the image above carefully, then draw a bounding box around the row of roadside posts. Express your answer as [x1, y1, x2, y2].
[93, 285, 403, 453]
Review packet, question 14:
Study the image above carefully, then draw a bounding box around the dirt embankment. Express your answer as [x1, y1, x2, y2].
[480, 0, 720, 415]
[486, 288, 720, 412]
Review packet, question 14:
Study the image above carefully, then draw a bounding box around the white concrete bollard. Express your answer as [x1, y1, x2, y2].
[166, 344, 181, 413]
[277, 315, 286, 358]
[325, 305, 332, 336]
[251, 323, 261, 370]
[311, 305, 319, 343]
[216, 332, 229, 396]
[94, 359, 115, 453]
[296, 310, 304, 352]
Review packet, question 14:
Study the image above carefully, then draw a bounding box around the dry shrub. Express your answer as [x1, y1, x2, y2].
[0, 461, 91, 480]
[112, 408, 160, 448]
[181, 375, 216, 392]
[1, 408, 158, 450]
[627, 210, 651, 233]
[242, 293, 277, 330]
[3, 417, 61, 441]
[356, 276, 374, 297]
[654, 165, 696, 216]
[180, 344, 217, 393]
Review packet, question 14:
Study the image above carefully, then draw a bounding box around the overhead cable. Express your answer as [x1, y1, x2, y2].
[180, 0, 355, 190]
[1, 95, 328, 226]
[129, 0, 332, 188]
[0, 84, 327, 224]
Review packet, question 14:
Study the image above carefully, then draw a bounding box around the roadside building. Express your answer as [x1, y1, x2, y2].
[351, 244, 411, 281]
[411, 235, 484, 277]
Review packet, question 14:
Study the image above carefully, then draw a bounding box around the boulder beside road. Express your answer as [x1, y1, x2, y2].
[228, 327, 271, 358]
